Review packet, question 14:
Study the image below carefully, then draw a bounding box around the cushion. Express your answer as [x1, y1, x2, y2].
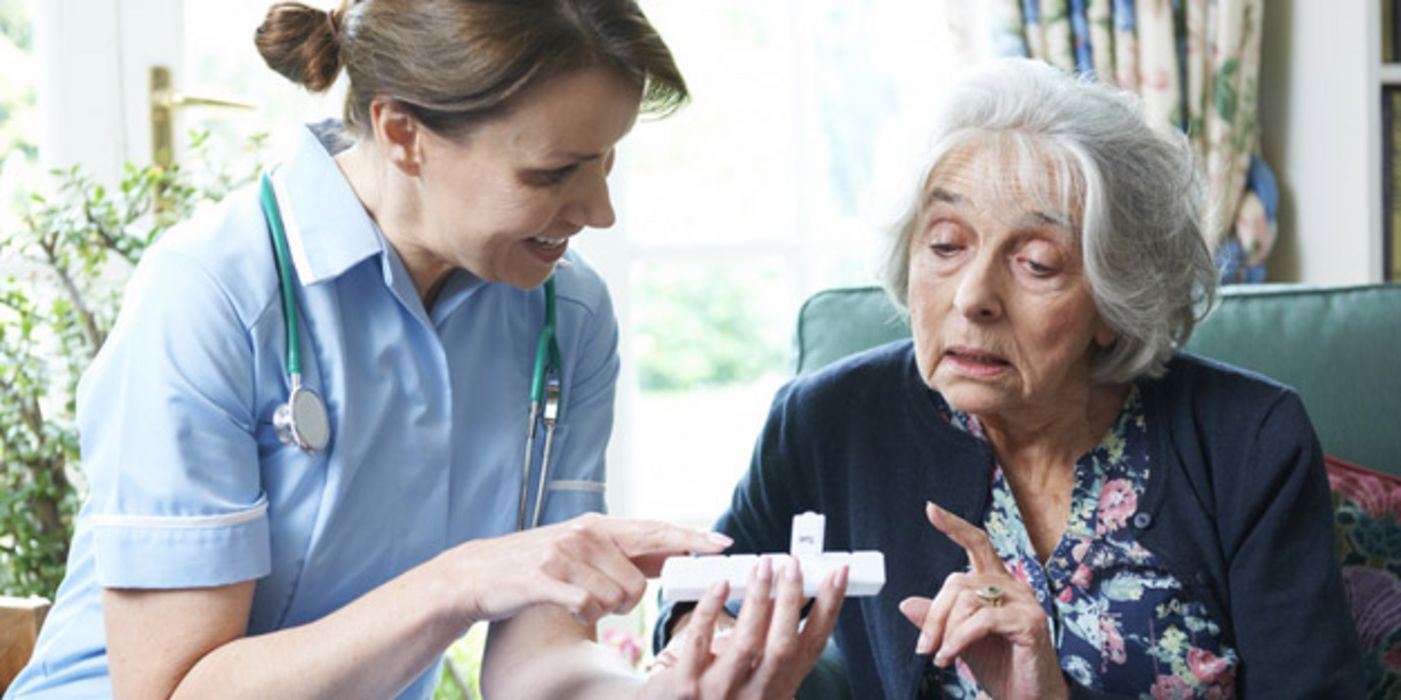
[1328, 455, 1401, 698]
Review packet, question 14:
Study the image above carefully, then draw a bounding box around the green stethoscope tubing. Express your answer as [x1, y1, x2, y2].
[259, 172, 562, 527]
[260, 173, 330, 454]
[530, 277, 562, 403]
[260, 174, 303, 377]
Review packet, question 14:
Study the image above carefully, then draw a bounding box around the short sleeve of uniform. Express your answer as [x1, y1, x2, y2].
[79, 242, 269, 589]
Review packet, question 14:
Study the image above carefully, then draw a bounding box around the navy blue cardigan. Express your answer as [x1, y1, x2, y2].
[658, 340, 1361, 699]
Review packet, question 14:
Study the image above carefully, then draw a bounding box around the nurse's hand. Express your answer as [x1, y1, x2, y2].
[898, 502, 1067, 700]
[639, 557, 847, 700]
[444, 512, 731, 627]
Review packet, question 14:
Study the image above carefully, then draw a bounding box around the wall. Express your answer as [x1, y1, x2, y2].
[1258, 0, 1379, 284]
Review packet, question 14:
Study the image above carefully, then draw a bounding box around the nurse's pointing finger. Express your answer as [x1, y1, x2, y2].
[590, 516, 733, 575]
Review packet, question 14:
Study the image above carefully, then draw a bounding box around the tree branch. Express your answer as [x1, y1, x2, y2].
[86, 199, 141, 267]
[83, 201, 123, 252]
[0, 371, 46, 441]
[38, 236, 105, 355]
[28, 456, 69, 539]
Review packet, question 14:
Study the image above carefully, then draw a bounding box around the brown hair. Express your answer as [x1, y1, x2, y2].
[254, 0, 687, 137]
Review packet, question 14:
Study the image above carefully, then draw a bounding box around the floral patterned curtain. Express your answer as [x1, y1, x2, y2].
[944, 0, 1273, 283]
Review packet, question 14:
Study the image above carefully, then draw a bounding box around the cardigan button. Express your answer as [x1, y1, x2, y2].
[1132, 512, 1153, 530]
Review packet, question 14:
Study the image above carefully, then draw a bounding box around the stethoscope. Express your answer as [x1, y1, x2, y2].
[260, 173, 332, 454]
[258, 173, 563, 530]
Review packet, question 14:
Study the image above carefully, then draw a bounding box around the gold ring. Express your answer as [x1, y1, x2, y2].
[974, 585, 1006, 607]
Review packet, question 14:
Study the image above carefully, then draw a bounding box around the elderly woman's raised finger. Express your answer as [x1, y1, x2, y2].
[925, 501, 1003, 575]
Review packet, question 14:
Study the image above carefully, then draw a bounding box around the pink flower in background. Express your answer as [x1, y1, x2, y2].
[1097, 479, 1137, 534]
[602, 629, 643, 669]
[1188, 648, 1233, 685]
[1233, 193, 1274, 266]
[1151, 674, 1192, 700]
[1149, 68, 1172, 91]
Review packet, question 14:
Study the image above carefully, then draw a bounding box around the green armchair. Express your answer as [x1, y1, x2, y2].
[786, 282, 1401, 698]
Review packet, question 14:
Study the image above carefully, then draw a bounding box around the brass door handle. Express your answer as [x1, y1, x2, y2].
[149, 65, 256, 169]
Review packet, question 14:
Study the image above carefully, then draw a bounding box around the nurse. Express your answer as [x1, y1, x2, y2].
[5, 1, 846, 699]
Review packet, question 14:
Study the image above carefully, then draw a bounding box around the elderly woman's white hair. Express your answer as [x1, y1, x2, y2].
[882, 58, 1218, 383]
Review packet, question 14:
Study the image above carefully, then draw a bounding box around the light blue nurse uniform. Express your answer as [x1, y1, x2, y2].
[5, 124, 619, 700]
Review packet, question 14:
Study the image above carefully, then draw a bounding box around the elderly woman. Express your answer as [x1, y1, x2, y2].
[656, 58, 1361, 698]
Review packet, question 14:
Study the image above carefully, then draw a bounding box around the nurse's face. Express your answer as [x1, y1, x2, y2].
[415, 67, 642, 289]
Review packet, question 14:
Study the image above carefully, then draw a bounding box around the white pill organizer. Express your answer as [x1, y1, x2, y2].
[659, 512, 886, 602]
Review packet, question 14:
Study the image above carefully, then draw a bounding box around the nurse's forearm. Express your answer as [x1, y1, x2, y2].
[166, 559, 466, 700]
[481, 605, 646, 700]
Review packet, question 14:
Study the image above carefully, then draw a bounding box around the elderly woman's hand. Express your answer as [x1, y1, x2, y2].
[642, 557, 847, 700]
[898, 502, 1068, 700]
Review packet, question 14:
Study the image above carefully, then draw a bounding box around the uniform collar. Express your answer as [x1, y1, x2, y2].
[269, 123, 385, 286]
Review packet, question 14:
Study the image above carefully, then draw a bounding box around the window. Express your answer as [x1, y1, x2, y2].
[177, 1, 347, 168]
[21, 0, 960, 528]
[578, 0, 958, 524]
[0, 0, 35, 235]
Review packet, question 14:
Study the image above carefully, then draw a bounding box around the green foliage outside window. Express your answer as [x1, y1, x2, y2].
[633, 261, 787, 393]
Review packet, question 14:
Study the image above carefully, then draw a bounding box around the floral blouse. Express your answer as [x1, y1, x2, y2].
[926, 387, 1240, 699]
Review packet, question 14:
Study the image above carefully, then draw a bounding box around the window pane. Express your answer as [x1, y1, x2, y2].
[629, 257, 790, 523]
[179, 2, 346, 168]
[0, 0, 36, 234]
[626, 0, 954, 249]
[632, 258, 789, 392]
[624, 1, 800, 245]
[611, 1, 956, 522]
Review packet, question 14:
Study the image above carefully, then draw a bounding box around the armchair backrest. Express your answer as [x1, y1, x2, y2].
[791, 284, 1401, 475]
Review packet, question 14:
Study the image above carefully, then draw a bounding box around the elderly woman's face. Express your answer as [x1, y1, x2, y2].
[907, 146, 1114, 419]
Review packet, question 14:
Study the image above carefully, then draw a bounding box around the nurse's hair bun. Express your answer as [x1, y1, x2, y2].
[255, 2, 345, 93]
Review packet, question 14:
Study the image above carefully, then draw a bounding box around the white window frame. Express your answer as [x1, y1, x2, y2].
[34, 0, 185, 182]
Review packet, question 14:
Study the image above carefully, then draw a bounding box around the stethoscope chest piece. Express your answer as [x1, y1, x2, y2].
[275, 383, 330, 454]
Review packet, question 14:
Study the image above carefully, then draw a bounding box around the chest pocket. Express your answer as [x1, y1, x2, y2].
[530, 424, 608, 523]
